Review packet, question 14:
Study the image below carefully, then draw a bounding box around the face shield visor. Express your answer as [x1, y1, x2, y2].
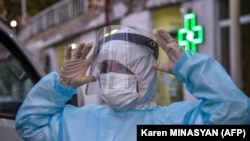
[85, 25, 158, 95]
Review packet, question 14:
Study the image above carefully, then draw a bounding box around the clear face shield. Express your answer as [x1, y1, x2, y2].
[85, 25, 158, 95]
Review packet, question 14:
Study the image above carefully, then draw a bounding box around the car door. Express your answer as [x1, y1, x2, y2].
[0, 20, 46, 141]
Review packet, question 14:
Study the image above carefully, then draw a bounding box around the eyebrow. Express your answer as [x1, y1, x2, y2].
[97, 33, 159, 59]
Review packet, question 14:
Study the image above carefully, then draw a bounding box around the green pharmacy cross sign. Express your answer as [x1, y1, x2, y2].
[178, 13, 204, 52]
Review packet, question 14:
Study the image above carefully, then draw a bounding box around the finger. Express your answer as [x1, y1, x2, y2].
[61, 63, 84, 75]
[63, 59, 91, 71]
[60, 68, 74, 77]
[72, 74, 97, 87]
[73, 43, 85, 59]
[59, 75, 70, 86]
[154, 28, 177, 50]
[85, 55, 93, 64]
[85, 75, 97, 82]
[152, 63, 169, 72]
[155, 28, 176, 43]
[86, 54, 94, 61]
[80, 42, 93, 59]
[65, 45, 72, 61]
[153, 29, 169, 49]
[61, 66, 80, 75]
[78, 75, 97, 83]
[154, 29, 181, 55]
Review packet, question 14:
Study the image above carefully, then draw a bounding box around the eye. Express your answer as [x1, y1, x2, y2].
[100, 60, 135, 75]
[100, 61, 109, 73]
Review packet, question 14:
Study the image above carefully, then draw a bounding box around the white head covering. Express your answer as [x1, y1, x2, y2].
[86, 25, 158, 111]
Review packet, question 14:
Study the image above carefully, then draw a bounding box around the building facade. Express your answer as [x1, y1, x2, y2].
[18, 0, 250, 106]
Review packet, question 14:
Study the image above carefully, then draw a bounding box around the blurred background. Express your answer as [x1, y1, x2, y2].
[0, 0, 250, 106]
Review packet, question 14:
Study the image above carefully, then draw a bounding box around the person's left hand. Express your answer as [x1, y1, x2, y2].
[153, 28, 184, 74]
[59, 42, 96, 87]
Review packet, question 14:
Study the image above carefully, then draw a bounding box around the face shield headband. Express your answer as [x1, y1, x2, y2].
[96, 33, 159, 59]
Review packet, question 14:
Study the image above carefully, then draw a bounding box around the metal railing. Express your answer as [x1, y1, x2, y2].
[18, 0, 90, 42]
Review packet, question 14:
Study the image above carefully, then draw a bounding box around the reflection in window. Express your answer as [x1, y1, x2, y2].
[0, 42, 33, 118]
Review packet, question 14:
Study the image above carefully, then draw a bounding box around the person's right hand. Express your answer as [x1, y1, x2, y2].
[60, 42, 96, 87]
[153, 28, 184, 74]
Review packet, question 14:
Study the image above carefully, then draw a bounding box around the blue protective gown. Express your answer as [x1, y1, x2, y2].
[15, 51, 250, 141]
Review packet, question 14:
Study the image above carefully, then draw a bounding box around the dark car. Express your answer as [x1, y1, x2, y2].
[0, 16, 46, 141]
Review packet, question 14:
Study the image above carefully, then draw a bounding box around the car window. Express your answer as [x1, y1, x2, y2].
[0, 42, 34, 119]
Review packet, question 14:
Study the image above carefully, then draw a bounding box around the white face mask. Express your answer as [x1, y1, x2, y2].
[98, 72, 139, 111]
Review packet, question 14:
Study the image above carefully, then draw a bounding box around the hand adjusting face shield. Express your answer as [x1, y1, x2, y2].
[86, 25, 159, 111]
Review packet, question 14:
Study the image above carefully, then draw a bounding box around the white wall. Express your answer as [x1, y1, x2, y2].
[121, 10, 154, 31]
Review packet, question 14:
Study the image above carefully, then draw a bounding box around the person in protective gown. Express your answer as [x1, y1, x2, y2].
[15, 25, 250, 141]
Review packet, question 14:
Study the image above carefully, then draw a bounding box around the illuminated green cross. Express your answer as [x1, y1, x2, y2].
[178, 13, 204, 52]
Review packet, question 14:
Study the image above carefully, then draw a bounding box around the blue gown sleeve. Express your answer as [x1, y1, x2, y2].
[173, 51, 250, 124]
[15, 72, 77, 141]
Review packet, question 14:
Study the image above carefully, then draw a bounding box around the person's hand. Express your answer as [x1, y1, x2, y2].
[60, 42, 97, 87]
[152, 28, 184, 74]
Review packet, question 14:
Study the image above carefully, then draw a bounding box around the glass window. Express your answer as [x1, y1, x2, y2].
[0, 42, 34, 119]
[219, 0, 229, 20]
[220, 22, 250, 97]
[242, 23, 250, 96]
[241, 0, 250, 15]
[220, 27, 230, 73]
[220, 0, 250, 20]
[219, 0, 250, 97]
